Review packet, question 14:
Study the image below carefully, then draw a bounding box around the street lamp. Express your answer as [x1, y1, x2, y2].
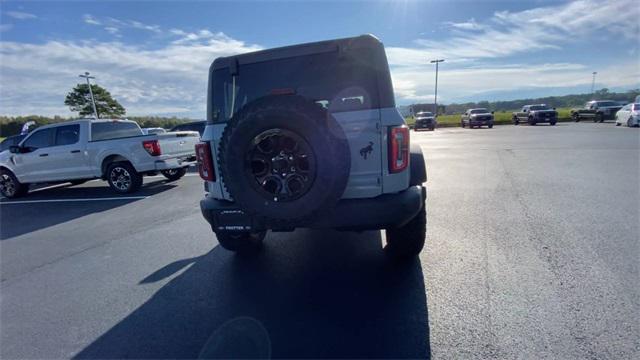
[590, 71, 597, 98]
[430, 59, 444, 116]
[78, 72, 99, 118]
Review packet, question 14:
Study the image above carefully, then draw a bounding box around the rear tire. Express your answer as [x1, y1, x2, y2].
[0, 169, 28, 198]
[628, 118, 638, 128]
[550, 121, 556, 126]
[106, 162, 143, 194]
[461, 121, 466, 128]
[385, 206, 426, 261]
[429, 126, 435, 131]
[572, 113, 580, 122]
[216, 231, 266, 254]
[488, 124, 494, 129]
[161, 167, 187, 181]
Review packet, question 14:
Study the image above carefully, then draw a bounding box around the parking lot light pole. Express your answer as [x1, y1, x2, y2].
[79, 72, 99, 119]
[430, 59, 444, 116]
[590, 71, 597, 98]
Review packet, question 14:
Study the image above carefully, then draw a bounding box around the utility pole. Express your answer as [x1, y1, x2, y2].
[79, 72, 99, 118]
[430, 59, 444, 116]
[590, 71, 597, 98]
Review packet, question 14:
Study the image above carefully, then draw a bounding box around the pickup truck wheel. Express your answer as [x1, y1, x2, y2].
[0, 169, 28, 198]
[513, 117, 519, 125]
[461, 121, 466, 128]
[161, 167, 187, 181]
[216, 231, 266, 254]
[488, 124, 494, 129]
[385, 206, 426, 261]
[572, 113, 580, 122]
[628, 118, 637, 127]
[107, 162, 142, 194]
[550, 121, 557, 126]
[218, 95, 350, 223]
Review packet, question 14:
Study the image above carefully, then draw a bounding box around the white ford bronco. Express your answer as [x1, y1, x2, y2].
[196, 35, 427, 260]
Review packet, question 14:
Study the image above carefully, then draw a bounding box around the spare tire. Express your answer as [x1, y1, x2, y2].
[218, 95, 350, 223]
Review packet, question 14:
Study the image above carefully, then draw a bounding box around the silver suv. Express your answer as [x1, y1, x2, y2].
[196, 35, 427, 261]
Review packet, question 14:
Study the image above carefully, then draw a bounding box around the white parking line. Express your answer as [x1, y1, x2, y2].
[0, 196, 148, 205]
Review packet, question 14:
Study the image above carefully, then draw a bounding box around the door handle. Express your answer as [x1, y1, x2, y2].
[70, 150, 81, 153]
[39, 153, 48, 157]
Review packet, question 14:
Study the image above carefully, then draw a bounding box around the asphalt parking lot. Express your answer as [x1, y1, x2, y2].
[1, 122, 638, 359]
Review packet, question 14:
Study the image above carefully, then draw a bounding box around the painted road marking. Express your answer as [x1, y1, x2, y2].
[0, 196, 148, 205]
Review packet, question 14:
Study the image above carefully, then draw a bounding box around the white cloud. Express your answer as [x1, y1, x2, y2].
[6, 11, 37, 20]
[82, 14, 101, 26]
[387, 0, 640, 103]
[0, 24, 13, 32]
[0, 35, 262, 117]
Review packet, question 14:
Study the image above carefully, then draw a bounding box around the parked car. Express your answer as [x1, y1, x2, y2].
[512, 104, 558, 125]
[461, 108, 494, 128]
[413, 111, 436, 131]
[615, 103, 640, 127]
[142, 127, 167, 135]
[197, 35, 427, 260]
[0, 119, 199, 198]
[571, 100, 623, 122]
[0, 134, 27, 153]
[170, 120, 206, 136]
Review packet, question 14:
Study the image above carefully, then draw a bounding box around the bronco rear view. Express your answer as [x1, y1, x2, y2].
[197, 35, 427, 261]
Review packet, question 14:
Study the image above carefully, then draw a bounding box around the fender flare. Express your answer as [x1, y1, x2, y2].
[409, 143, 427, 186]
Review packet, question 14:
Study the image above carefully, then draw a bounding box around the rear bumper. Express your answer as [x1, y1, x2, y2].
[200, 185, 426, 232]
[469, 120, 493, 126]
[154, 155, 196, 170]
[532, 116, 557, 123]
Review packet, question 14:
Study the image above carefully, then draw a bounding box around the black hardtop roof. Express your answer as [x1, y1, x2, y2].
[211, 34, 383, 71]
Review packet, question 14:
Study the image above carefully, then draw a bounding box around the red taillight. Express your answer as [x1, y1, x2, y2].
[142, 140, 161, 156]
[389, 125, 409, 173]
[195, 142, 215, 181]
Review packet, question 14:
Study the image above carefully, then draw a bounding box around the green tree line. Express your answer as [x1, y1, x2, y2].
[442, 89, 639, 114]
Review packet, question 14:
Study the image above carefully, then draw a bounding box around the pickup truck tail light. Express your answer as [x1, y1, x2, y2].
[389, 125, 409, 173]
[142, 140, 162, 156]
[195, 142, 215, 181]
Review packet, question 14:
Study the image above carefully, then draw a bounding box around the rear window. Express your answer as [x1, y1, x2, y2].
[91, 122, 142, 141]
[530, 105, 551, 110]
[470, 109, 488, 114]
[172, 122, 205, 135]
[596, 101, 617, 107]
[211, 47, 386, 122]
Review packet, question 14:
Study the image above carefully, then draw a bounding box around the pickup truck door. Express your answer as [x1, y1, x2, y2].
[13, 127, 56, 183]
[45, 124, 92, 181]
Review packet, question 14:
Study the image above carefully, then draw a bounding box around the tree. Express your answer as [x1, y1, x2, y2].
[64, 83, 126, 118]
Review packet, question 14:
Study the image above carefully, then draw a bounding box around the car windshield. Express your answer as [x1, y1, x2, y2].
[529, 105, 551, 110]
[596, 101, 617, 107]
[416, 112, 433, 117]
[470, 109, 488, 114]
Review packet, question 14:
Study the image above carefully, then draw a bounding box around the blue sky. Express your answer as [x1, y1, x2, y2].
[1, 0, 638, 117]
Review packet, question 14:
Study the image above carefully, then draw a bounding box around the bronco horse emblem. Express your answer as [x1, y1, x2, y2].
[360, 142, 374, 160]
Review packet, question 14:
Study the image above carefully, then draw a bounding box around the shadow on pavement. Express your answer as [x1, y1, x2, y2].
[0, 180, 176, 240]
[76, 229, 431, 359]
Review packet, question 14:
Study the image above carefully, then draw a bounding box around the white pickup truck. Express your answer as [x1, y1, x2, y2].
[0, 119, 198, 198]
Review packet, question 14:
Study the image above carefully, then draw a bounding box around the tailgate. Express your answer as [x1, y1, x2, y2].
[156, 131, 199, 158]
